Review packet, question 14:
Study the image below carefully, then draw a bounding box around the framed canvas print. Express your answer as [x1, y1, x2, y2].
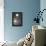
[12, 12, 23, 26]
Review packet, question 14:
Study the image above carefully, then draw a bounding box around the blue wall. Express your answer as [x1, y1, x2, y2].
[4, 0, 40, 42]
[40, 0, 46, 27]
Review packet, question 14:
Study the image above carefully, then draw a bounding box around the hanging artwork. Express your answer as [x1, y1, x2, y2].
[12, 12, 23, 26]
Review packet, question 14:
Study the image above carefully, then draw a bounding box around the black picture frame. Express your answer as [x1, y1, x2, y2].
[12, 12, 23, 26]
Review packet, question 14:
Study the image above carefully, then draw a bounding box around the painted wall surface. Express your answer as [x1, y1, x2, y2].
[4, 0, 40, 42]
[40, 0, 46, 26]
